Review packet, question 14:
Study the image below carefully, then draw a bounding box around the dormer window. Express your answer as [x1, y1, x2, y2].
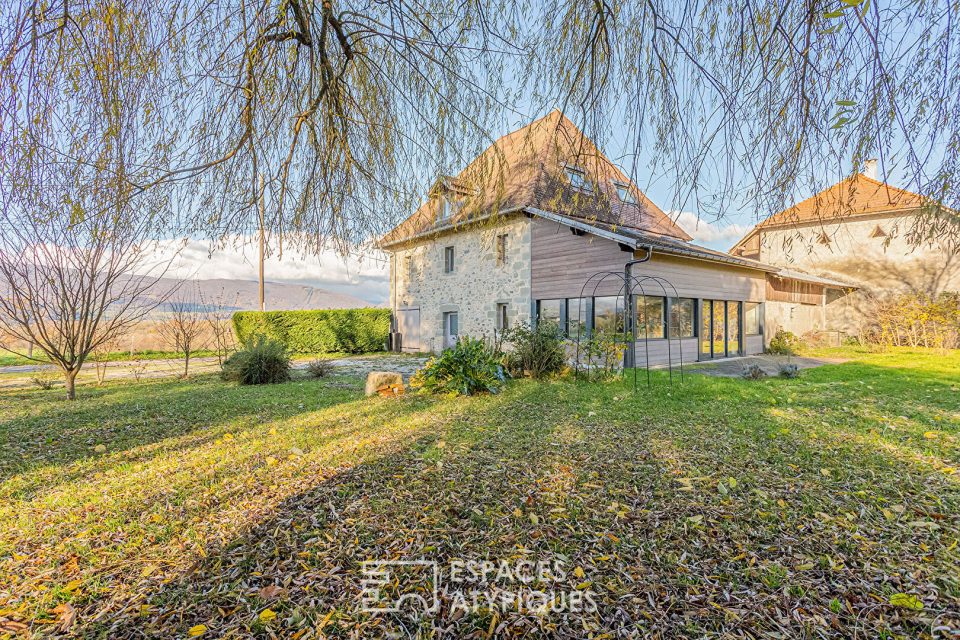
[614, 181, 638, 205]
[438, 194, 464, 222]
[564, 166, 592, 193]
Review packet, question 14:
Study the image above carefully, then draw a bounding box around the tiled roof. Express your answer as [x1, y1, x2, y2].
[380, 110, 693, 246]
[757, 173, 924, 228]
[730, 173, 927, 253]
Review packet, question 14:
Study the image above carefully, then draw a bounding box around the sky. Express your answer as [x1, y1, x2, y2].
[159, 211, 749, 306]
[152, 237, 391, 305]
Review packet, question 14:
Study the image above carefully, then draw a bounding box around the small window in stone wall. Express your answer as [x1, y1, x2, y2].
[496, 234, 508, 266]
[497, 303, 509, 331]
[444, 246, 455, 273]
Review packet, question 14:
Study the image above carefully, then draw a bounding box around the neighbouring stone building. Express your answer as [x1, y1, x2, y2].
[730, 163, 959, 335]
[379, 110, 860, 362]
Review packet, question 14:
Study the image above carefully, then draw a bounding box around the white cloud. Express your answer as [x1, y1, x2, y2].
[142, 236, 390, 304]
[671, 211, 751, 250]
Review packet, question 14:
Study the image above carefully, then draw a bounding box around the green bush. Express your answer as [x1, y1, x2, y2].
[221, 336, 292, 385]
[503, 321, 567, 379]
[579, 330, 626, 381]
[768, 328, 801, 355]
[232, 308, 390, 354]
[411, 337, 506, 396]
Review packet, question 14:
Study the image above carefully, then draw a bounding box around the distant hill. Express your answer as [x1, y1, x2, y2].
[139, 277, 371, 314]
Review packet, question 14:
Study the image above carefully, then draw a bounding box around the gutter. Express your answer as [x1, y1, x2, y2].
[378, 206, 526, 250]
[379, 203, 779, 273]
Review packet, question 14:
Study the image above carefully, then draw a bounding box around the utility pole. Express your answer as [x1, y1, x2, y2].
[258, 173, 265, 312]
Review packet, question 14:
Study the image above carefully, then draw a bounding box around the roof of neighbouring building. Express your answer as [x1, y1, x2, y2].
[730, 173, 928, 255]
[770, 268, 860, 289]
[379, 110, 694, 247]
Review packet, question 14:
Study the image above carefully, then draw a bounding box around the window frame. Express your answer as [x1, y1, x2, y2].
[668, 297, 697, 339]
[613, 181, 639, 205]
[535, 298, 564, 332]
[744, 301, 761, 336]
[443, 245, 455, 273]
[563, 165, 593, 194]
[635, 295, 666, 339]
[592, 295, 625, 335]
[496, 303, 509, 331]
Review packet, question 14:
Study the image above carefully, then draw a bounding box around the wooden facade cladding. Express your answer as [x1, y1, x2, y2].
[765, 276, 824, 305]
[530, 218, 767, 301]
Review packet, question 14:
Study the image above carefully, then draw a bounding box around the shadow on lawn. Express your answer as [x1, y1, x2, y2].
[0, 375, 362, 486]
[79, 369, 959, 639]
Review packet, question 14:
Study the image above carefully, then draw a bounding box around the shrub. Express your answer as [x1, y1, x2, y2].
[31, 369, 59, 390]
[232, 308, 391, 354]
[768, 328, 801, 355]
[779, 363, 800, 378]
[410, 337, 506, 396]
[741, 364, 767, 380]
[305, 359, 335, 378]
[221, 336, 292, 385]
[503, 321, 566, 379]
[579, 330, 626, 381]
[861, 291, 960, 349]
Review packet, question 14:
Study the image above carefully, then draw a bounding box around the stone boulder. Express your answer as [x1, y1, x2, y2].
[365, 371, 404, 396]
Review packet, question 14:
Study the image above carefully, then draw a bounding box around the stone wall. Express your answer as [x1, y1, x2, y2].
[756, 211, 960, 295]
[389, 216, 532, 352]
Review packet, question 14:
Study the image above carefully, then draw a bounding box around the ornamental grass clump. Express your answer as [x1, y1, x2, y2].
[221, 336, 292, 385]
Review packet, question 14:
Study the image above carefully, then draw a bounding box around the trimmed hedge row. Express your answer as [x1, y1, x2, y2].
[232, 308, 391, 354]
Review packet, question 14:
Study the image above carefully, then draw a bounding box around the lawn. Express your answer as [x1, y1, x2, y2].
[0, 348, 958, 638]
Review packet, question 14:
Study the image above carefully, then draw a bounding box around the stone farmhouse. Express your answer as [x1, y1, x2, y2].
[730, 165, 959, 335]
[379, 111, 858, 364]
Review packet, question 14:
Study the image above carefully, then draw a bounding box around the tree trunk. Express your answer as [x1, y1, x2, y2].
[64, 368, 78, 400]
[184, 352, 190, 378]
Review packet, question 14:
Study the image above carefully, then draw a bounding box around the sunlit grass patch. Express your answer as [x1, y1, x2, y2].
[0, 347, 958, 638]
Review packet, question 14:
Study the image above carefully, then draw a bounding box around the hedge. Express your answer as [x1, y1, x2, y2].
[232, 308, 391, 354]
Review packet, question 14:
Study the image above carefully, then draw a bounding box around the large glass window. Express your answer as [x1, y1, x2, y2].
[744, 302, 761, 335]
[567, 297, 587, 339]
[727, 301, 741, 355]
[536, 299, 563, 330]
[635, 296, 665, 339]
[701, 300, 712, 355]
[593, 296, 624, 334]
[669, 298, 696, 338]
[712, 300, 726, 356]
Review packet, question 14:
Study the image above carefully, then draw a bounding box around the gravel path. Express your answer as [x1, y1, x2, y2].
[0, 353, 429, 390]
[684, 353, 849, 378]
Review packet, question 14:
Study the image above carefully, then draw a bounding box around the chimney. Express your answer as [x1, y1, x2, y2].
[864, 158, 878, 180]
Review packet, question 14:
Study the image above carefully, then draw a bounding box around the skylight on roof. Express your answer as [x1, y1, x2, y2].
[564, 166, 592, 193]
[614, 182, 638, 205]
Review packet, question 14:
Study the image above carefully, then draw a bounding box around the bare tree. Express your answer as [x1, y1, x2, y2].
[0, 209, 173, 399]
[200, 288, 241, 366]
[157, 296, 207, 378]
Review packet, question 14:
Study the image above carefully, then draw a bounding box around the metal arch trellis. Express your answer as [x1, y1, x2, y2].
[571, 254, 685, 391]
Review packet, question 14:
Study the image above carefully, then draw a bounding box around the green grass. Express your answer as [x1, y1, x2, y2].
[0, 347, 958, 638]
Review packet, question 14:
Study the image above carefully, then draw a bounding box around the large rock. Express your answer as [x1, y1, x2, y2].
[365, 371, 404, 396]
